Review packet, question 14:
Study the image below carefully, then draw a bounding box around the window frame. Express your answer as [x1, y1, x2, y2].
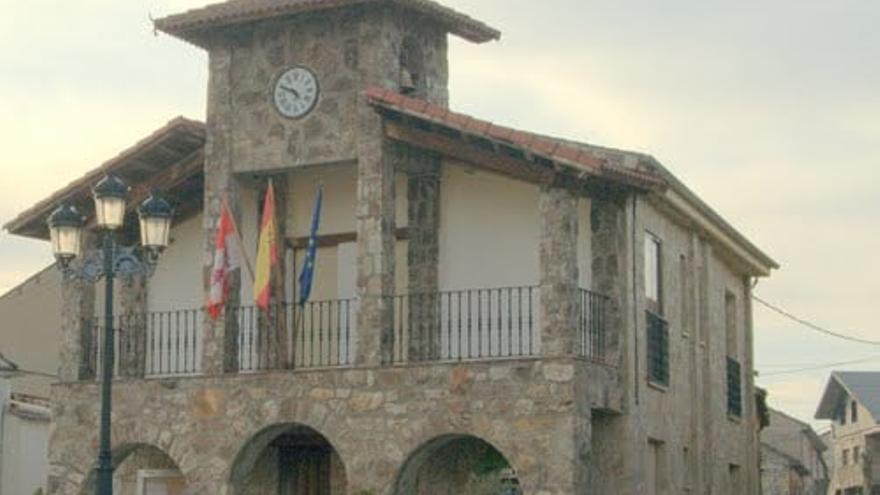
[644, 232, 663, 313]
[646, 310, 670, 388]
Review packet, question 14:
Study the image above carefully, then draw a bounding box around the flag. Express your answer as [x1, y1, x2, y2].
[298, 185, 323, 306]
[207, 201, 239, 320]
[253, 179, 279, 310]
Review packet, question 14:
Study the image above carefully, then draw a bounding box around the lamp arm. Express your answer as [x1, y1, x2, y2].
[59, 243, 157, 283]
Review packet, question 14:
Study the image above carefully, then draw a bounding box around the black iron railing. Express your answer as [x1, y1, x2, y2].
[390, 286, 539, 363]
[86, 310, 203, 378]
[727, 356, 743, 417]
[578, 289, 610, 363]
[234, 299, 356, 372]
[646, 310, 669, 386]
[80, 287, 615, 378]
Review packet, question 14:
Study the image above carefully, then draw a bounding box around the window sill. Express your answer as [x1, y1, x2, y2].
[647, 380, 669, 393]
[727, 413, 743, 424]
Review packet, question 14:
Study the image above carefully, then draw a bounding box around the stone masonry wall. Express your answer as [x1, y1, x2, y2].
[210, 5, 448, 175]
[47, 358, 608, 495]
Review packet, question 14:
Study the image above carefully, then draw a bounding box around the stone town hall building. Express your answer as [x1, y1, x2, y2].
[4, 0, 778, 493]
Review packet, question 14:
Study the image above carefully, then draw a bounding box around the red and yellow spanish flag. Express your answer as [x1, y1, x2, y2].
[253, 179, 278, 310]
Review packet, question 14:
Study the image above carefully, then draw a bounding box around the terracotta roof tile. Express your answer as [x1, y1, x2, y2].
[424, 104, 448, 121]
[551, 144, 581, 164]
[486, 124, 514, 142]
[529, 138, 558, 157]
[465, 119, 491, 135]
[363, 86, 664, 189]
[155, 0, 501, 47]
[507, 130, 535, 149]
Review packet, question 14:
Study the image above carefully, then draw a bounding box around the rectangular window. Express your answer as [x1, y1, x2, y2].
[645, 233, 662, 310]
[854, 446, 861, 463]
[679, 255, 690, 338]
[648, 438, 667, 495]
[682, 446, 692, 491]
[728, 464, 741, 494]
[852, 401, 859, 423]
[843, 448, 849, 466]
[725, 291, 738, 357]
[647, 310, 670, 387]
[727, 356, 742, 417]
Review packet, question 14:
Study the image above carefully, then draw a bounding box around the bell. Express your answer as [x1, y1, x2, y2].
[400, 68, 416, 95]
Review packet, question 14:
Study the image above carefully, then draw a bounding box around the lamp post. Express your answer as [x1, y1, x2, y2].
[48, 176, 173, 495]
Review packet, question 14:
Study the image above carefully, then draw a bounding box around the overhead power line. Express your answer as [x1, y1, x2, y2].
[752, 295, 880, 346]
[759, 356, 880, 377]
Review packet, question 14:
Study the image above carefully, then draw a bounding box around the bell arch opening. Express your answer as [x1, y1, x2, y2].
[79, 443, 187, 495]
[393, 434, 523, 495]
[229, 423, 347, 495]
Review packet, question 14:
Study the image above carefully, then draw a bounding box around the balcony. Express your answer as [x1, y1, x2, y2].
[80, 285, 611, 380]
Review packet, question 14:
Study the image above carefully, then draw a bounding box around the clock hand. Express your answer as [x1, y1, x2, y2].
[280, 85, 301, 98]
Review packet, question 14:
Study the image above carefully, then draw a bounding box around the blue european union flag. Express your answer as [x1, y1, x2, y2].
[298, 185, 323, 306]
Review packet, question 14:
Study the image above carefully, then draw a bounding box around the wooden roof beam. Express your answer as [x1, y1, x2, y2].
[384, 121, 554, 185]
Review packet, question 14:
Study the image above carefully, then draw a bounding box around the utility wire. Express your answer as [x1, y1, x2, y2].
[759, 356, 880, 377]
[753, 295, 880, 346]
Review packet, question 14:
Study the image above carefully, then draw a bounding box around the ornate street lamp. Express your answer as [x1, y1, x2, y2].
[48, 175, 173, 495]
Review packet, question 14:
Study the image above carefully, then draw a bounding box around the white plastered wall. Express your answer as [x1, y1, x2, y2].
[437, 162, 540, 291]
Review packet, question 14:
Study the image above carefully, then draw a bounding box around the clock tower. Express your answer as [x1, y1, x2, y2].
[156, 1, 499, 174]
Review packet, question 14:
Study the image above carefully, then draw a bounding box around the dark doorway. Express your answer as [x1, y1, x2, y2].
[278, 443, 331, 495]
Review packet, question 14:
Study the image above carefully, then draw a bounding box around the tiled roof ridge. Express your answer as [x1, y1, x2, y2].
[154, 0, 501, 45]
[3, 117, 205, 234]
[363, 85, 664, 190]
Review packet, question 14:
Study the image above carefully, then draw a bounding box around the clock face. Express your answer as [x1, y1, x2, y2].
[272, 66, 319, 119]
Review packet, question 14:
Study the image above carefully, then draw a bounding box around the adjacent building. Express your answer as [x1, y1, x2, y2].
[816, 372, 880, 495]
[2, 0, 778, 493]
[760, 408, 829, 495]
[0, 266, 60, 494]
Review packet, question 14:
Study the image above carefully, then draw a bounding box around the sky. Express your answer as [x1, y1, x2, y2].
[1, 0, 878, 428]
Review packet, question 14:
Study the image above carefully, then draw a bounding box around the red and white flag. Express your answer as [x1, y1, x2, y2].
[207, 202, 240, 320]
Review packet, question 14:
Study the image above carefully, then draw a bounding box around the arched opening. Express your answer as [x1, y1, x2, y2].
[393, 434, 523, 495]
[79, 443, 188, 495]
[399, 36, 425, 96]
[230, 423, 347, 495]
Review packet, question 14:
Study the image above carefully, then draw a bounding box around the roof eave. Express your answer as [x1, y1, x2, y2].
[153, 0, 501, 48]
[646, 156, 779, 277]
[4, 117, 206, 239]
[815, 373, 846, 420]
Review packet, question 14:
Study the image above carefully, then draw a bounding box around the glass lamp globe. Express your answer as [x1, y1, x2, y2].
[137, 191, 173, 252]
[47, 204, 84, 262]
[92, 175, 128, 230]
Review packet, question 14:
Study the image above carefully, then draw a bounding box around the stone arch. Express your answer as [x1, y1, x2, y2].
[229, 422, 348, 495]
[392, 434, 523, 495]
[79, 443, 189, 495]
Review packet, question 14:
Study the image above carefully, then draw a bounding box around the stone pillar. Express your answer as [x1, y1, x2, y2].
[202, 41, 241, 375]
[742, 275, 761, 493]
[59, 242, 97, 382]
[355, 102, 396, 366]
[539, 182, 579, 357]
[118, 274, 147, 378]
[406, 152, 441, 361]
[590, 194, 634, 373]
[590, 194, 645, 494]
[271, 174, 289, 369]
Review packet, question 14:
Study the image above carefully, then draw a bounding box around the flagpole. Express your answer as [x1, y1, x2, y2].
[222, 194, 256, 284]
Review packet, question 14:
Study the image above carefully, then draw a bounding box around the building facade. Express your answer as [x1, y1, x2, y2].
[3, 1, 777, 494]
[816, 372, 880, 495]
[761, 408, 829, 495]
[0, 265, 61, 495]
